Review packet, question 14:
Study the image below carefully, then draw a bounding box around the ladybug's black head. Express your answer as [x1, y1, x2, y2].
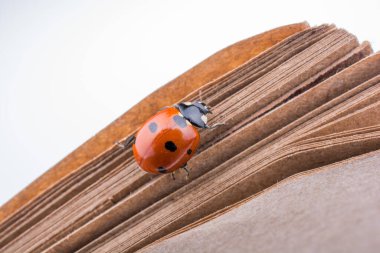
[175, 101, 211, 129]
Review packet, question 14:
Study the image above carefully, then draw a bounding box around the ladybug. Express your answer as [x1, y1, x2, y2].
[120, 101, 223, 179]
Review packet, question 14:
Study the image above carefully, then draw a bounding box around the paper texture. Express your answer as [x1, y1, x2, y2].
[142, 151, 380, 253]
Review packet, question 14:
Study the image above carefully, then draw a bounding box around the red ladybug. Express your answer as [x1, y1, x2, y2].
[120, 101, 222, 178]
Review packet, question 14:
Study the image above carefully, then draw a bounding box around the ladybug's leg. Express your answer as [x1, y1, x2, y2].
[158, 106, 170, 111]
[171, 173, 176, 181]
[116, 135, 135, 149]
[181, 163, 190, 178]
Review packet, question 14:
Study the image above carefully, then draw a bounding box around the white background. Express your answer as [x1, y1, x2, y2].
[0, 0, 379, 206]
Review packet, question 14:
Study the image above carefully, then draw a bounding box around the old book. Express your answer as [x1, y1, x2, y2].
[1, 22, 379, 253]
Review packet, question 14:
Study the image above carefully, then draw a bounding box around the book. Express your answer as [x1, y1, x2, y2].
[1, 22, 379, 253]
[143, 150, 380, 253]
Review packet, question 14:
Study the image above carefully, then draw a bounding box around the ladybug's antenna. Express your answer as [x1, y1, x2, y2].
[206, 122, 225, 129]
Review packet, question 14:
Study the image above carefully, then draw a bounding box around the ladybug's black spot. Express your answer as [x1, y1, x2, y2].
[187, 149, 192, 155]
[173, 115, 187, 128]
[148, 122, 158, 133]
[157, 167, 167, 174]
[165, 141, 177, 152]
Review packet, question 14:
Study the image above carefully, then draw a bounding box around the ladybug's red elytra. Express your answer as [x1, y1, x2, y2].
[120, 101, 223, 178]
